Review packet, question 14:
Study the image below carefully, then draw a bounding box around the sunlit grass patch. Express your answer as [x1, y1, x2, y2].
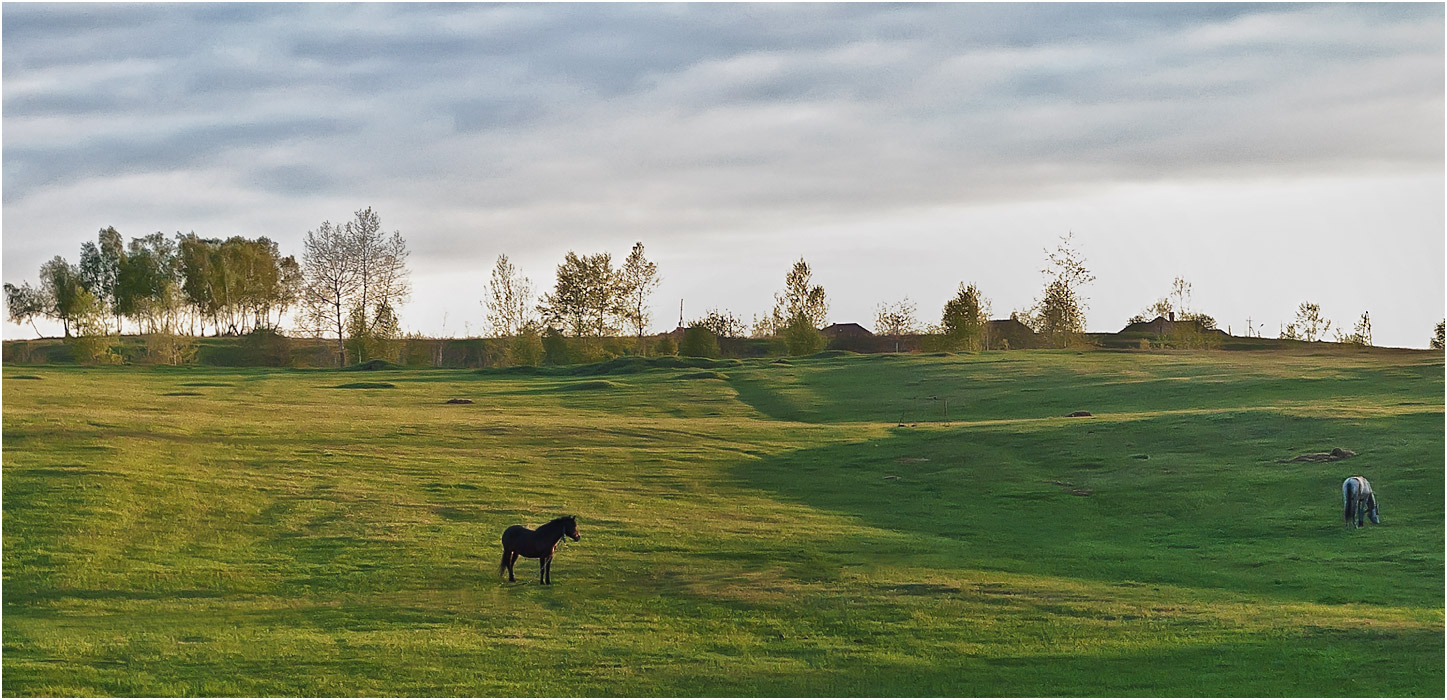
[3, 350, 1441, 696]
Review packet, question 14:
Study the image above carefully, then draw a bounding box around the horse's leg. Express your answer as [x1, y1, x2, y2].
[507, 551, 519, 582]
[541, 555, 551, 585]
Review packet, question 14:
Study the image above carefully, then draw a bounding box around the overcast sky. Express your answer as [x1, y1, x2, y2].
[4, 2, 1443, 347]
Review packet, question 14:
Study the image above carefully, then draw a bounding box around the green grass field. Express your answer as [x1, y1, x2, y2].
[3, 348, 1443, 696]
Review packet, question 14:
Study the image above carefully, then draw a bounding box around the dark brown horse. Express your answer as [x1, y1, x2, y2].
[499, 515, 580, 585]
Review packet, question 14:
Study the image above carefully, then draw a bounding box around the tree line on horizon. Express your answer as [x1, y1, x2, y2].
[5, 208, 1437, 365]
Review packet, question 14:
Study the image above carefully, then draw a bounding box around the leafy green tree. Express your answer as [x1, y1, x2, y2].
[40, 256, 84, 337]
[1281, 302, 1332, 342]
[177, 233, 220, 334]
[654, 333, 678, 356]
[1432, 320, 1444, 350]
[1031, 233, 1093, 348]
[618, 242, 661, 351]
[941, 283, 989, 350]
[4, 281, 51, 336]
[680, 325, 721, 358]
[484, 254, 537, 338]
[540, 251, 621, 337]
[116, 232, 183, 335]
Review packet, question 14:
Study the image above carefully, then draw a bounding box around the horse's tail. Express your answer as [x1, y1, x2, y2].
[1342, 478, 1357, 525]
[499, 549, 509, 577]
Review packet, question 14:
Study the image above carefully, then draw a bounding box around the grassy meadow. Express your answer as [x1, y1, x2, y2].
[3, 347, 1443, 696]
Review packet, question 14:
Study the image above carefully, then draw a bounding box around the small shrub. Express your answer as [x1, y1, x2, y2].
[680, 326, 721, 359]
[240, 327, 292, 367]
[512, 330, 545, 367]
[783, 318, 825, 356]
[143, 332, 199, 366]
[542, 327, 569, 365]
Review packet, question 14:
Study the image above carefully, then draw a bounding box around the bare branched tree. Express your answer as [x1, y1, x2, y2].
[301, 220, 357, 362]
[618, 242, 661, 350]
[483, 254, 537, 338]
[1032, 232, 1092, 348]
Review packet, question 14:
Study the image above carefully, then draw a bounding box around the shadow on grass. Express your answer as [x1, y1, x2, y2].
[658, 628, 1443, 697]
[727, 412, 1444, 608]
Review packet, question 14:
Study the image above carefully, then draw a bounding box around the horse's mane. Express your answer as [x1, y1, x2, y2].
[539, 515, 576, 530]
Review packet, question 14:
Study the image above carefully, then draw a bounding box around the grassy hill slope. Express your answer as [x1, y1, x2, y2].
[3, 348, 1442, 696]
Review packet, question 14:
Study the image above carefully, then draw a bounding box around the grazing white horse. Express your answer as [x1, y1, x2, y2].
[1342, 476, 1380, 529]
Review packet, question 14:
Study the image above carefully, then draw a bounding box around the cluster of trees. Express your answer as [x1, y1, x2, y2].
[12, 219, 1441, 365]
[5, 207, 412, 366]
[478, 235, 1095, 364]
[482, 242, 662, 365]
[5, 227, 304, 362]
[299, 207, 411, 365]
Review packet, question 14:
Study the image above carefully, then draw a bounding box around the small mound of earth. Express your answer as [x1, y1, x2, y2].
[1284, 448, 1357, 463]
[444, 398, 475, 404]
[342, 359, 404, 371]
[1066, 411, 1092, 417]
[556, 380, 616, 391]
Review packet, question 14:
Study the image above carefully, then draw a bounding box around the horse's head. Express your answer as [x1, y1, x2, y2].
[564, 515, 581, 541]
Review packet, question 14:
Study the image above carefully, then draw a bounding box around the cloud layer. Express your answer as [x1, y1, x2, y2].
[3, 3, 1443, 345]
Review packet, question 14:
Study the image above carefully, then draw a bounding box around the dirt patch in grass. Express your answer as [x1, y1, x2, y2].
[555, 380, 617, 391]
[342, 359, 404, 371]
[444, 398, 475, 404]
[1283, 447, 1357, 463]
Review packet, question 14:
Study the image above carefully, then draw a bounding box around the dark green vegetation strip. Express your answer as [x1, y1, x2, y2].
[3, 350, 1442, 696]
[333, 382, 397, 389]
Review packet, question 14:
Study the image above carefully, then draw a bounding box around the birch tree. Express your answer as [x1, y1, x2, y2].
[618, 241, 660, 349]
[484, 254, 537, 337]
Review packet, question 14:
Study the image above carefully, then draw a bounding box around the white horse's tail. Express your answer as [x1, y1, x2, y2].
[1342, 477, 1358, 525]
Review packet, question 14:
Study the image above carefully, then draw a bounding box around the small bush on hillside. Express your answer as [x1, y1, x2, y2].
[239, 326, 292, 366]
[542, 327, 569, 365]
[654, 333, 677, 357]
[68, 291, 120, 365]
[680, 326, 720, 358]
[144, 332, 198, 366]
[783, 317, 825, 356]
[512, 328, 545, 366]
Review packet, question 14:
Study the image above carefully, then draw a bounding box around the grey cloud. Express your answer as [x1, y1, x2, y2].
[4, 116, 357, 202]
[3, 2, 1441, 221]
[247, 164, 336, 197]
